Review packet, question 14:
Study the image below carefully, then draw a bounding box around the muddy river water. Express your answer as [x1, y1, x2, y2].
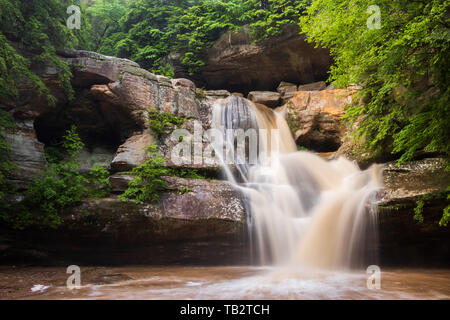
[1, 266, 449, 300]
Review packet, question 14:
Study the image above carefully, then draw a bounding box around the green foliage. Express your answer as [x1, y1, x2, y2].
[249, 0, 309, 41]
[61, 125, 85, 157]
[168, 167, 209, 179]
[414, 200, 424, 223]
[91, 0, 308, 74]
[88, 165, 111, 199]
[0, 0, 92, 104]
[119, 143, 169, 204]
[439, 187, 450, 227]
[85, 0, 128, 51]
[119, 141, 211, 204]
[152, 63, 175, 78]
[300, 0, 450, 165]
[0, 109, 16, 201]
[1, 126, 110, 229]
[147, 109, 187, 139]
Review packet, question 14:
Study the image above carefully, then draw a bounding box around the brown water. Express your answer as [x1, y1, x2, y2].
[4, 266, 448, 300]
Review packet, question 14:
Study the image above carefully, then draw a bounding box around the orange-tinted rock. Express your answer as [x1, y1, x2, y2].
[286, 89, 356, 151]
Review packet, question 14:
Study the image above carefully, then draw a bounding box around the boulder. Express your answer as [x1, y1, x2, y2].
[66, 177, 246, 241]
[247, 91, 281, 108]
[109, 173, 135, 193]
[297, 81, 327, 91]
[111, 130, 154, 172]
[277, 81, 297, 102]
[286, 89, 355, 151]
[77, 147, 115, 172]
[204, 90, 231, 99]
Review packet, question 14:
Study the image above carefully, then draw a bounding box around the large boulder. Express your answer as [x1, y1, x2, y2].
[247, 91, 281, 108]
[277, 81, 297, 103]
[285, 89, 356, 151]
[66, 176, 246, 241]
[169, 25, 332, 94]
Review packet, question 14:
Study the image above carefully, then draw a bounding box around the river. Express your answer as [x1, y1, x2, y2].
[1, 266, 448, 300]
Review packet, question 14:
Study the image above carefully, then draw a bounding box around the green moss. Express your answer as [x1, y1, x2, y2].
[147, 109, 187, 140]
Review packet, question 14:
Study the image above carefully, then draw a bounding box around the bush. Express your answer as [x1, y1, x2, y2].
[119, 143, 169, 204]
[1, 126, 110, 229]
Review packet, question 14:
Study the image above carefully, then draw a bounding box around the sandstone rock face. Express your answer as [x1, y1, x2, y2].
[67, 177, 246, 241]
[285, 89, 355, 151]
[297, 81, 327, 91]
[61, 50, 140, 86]
[3, 122, 46, 189]
[378, 158, 449, 204]
[111, 130, 154, 172]
[10, 49, 221, 175]
[377, 158, 450, 266]
[204, 90, 231, 99]
[247, 91, 281, 108]
[171, 25, 332, 93]
[109, 173, 135, 193]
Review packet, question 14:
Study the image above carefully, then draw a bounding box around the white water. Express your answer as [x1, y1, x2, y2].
[212, 96, 382, 269]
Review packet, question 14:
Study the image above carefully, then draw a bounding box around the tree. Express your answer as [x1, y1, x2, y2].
[299, 0, 450, 164]
[0, 0, 91, 103]
[86, 0, 128, 51]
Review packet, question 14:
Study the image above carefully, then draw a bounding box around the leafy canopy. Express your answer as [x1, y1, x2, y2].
[299, 0, 450, 164]
[0, 0, 90, 103]
[91, 0, 308, 75]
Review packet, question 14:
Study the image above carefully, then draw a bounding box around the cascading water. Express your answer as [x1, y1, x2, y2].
[211, 96, 382, 270]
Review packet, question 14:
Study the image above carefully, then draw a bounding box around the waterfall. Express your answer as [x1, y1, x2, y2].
[211, 96, 382, 269]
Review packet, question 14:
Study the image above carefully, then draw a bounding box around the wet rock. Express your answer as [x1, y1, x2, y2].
[377, 158, 450, 266]
[66, 177, 246, 241]
[378, 158, 449, 203]
[247, 91, 281, 108]
[297, 81, 327, 91]
[285, 89, 355, 151]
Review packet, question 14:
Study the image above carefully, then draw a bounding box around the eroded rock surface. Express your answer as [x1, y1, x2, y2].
[66, 177, 245, 241]
[247, 91, 281, 108]
[377, 158, 450, 266]
[171, 26, 332, 93]
[285, 89, 355, 151]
